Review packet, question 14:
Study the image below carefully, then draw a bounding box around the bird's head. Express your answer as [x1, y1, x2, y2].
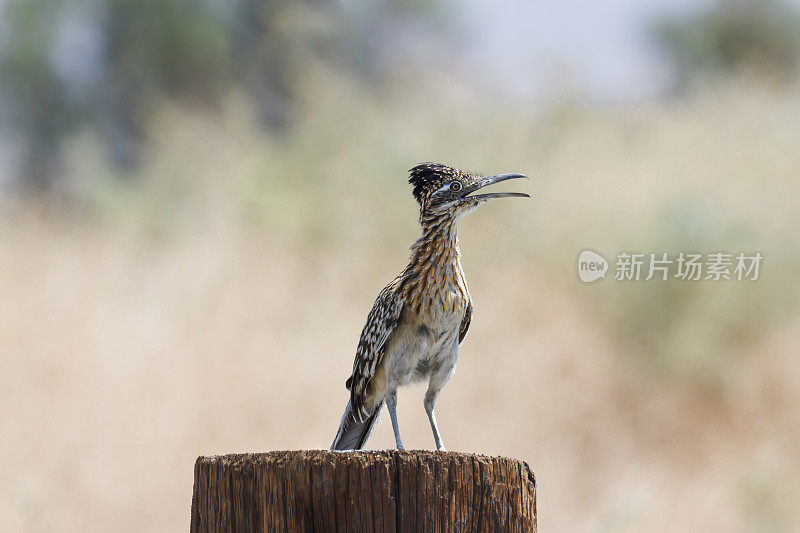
[408, 162, 529, 220]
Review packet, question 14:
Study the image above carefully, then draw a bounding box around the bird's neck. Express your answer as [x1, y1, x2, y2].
[399, 212, 463, 305]
[412, 212, 461, 266]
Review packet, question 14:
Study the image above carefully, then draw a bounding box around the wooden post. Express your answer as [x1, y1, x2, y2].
[191, 450, 536, 532]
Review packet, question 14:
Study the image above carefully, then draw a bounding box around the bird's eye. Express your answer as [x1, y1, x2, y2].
[449, 181, 463, 192]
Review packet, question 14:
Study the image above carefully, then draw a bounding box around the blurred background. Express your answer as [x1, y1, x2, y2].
[2, 0, 800, 530]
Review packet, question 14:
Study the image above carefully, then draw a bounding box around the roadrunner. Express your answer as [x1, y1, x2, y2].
[331, 163, 529, 451]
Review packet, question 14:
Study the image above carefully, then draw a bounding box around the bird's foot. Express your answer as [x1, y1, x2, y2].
[437, 446, 447, 452]
[396, 443, 405, 450]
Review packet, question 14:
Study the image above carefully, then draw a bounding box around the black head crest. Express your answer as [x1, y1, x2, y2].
[408, 163, 460, 206]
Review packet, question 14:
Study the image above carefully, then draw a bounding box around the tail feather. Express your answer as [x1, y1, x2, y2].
[330, 400, 383, 450]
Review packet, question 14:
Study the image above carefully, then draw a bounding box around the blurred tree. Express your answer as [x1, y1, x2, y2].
[653, 0, 800, 90]
[0, 0, 79, 189]
[100, 0, 229, 169]
[0, 0, 441, 192]
[0, 0, 229, 188]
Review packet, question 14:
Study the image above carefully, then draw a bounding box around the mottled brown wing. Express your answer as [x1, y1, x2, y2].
[458, 300, 472, 344]
[347, 287, 404, 422]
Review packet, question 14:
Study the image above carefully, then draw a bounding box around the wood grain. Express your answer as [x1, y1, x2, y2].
[191, 450, 536, 532]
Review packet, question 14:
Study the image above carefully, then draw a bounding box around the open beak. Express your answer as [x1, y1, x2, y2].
[463, 173, 530, 200]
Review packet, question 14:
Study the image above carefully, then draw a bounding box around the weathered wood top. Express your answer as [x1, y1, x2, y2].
[191, 450, 536, 532]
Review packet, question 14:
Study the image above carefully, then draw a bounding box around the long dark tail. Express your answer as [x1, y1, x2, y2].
[330, 400, 383, 450]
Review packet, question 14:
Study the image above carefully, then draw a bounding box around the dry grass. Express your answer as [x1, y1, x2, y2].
[1, 81, 799, 531]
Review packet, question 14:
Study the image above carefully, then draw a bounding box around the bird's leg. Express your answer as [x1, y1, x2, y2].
[424, 388, 446, 452]
[385, 390, 404, 450]
[425, 359, 455, 451]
